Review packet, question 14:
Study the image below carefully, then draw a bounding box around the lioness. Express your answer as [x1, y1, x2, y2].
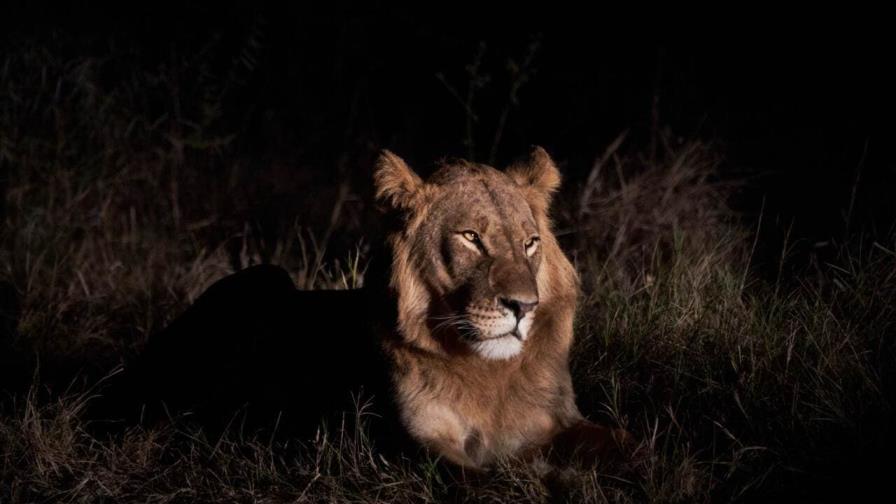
[131, 147, 623, 469]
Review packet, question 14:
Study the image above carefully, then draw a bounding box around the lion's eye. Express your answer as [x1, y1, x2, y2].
[459, 230, 486, 253]
[462, 230, 481, 244]
[525, 236, 541, 255]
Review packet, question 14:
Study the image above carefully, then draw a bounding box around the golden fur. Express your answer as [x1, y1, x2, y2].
[374, 147, 622, 468]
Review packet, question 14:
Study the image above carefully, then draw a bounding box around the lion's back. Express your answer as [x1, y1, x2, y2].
[129, 265, 396, 436]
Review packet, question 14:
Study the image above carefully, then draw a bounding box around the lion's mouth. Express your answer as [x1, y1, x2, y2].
[477, 329, 523, 341]
[461, 306, 534, 344]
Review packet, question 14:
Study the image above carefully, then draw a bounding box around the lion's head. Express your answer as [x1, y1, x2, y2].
[374, 147, 577, 361]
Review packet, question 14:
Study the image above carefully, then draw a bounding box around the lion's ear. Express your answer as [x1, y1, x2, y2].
[506, 146, 562, 213]
[374, 150, 424, 211]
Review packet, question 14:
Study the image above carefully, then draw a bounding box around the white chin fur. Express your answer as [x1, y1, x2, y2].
[472, 335, 523, 360]
[517, 312, 535, 340]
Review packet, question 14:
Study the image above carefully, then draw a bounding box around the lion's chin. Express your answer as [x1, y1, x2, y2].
[470, 334, 524, 360]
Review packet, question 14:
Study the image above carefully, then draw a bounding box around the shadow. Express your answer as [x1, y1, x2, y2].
[98, 264, 408, 450]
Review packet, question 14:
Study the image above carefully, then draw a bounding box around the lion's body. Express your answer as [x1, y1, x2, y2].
[388, 331, 582, 466]
[131, 266, 400, 438]
[132, 147, 622, 469]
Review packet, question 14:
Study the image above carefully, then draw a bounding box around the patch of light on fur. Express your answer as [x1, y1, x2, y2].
[517, 312, 535, 340]
[473, 336, 523, 360]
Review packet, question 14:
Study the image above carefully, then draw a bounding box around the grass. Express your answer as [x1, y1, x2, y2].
[2, 40, 894, 503]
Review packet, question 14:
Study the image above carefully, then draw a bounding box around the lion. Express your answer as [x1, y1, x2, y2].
[126, 146, 625, 469]
[374, 147, 625, 467]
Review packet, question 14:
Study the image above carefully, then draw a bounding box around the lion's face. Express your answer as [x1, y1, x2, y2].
[375, 148, 569, 360]
[413, 165, 545, 359]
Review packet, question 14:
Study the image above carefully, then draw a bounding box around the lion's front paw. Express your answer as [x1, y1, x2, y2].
[549, 420, 636, 467]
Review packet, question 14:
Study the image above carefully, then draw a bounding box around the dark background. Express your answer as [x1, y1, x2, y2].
[2, 5, 895, 501]
[5, 3, 895, 258]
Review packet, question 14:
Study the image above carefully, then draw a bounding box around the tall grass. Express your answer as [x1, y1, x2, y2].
[0, 40, 359, 375]
[2, 40, 893, 502]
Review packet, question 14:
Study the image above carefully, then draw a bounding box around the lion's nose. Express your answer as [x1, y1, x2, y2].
[499, 297, 539, 320]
